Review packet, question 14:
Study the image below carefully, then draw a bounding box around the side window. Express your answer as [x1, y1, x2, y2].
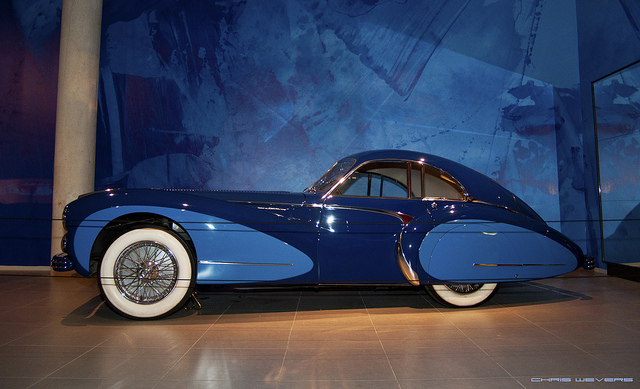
[422, 165, 465, 200]
[338, 162, 409, 198]
[334, 160, 465, 200]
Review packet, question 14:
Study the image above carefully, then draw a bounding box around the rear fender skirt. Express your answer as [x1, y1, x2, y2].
[419, 219, 579, 283]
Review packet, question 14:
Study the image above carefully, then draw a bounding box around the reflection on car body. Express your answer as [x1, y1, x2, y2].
[52, 150, 591, 319]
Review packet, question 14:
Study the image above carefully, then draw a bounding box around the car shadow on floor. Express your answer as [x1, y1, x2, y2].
[490, 281, 593, 306]
[60, 280, 593, 326]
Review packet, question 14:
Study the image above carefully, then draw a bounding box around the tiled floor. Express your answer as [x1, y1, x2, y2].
[0, 269, 639, 388]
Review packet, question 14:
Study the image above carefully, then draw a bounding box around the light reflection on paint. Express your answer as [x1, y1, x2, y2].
[326, 215, 336, 233]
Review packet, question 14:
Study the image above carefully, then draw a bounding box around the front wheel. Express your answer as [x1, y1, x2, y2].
[426, 283, 498, 307]
[98, 228, 195, 319]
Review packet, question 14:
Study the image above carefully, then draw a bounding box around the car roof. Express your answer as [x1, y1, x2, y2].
[345, 149, 487, 184]
[347, 149, 460, 169]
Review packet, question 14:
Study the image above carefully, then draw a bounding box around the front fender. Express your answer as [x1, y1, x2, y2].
[70, 206, 315, 283]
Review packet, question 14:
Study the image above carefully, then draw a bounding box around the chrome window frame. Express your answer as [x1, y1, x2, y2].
[324, 158, 470, 202]
[305, 158, 356, 194]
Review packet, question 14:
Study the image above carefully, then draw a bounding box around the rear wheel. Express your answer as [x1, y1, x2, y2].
[98, 228, 195, 319]
[426, 283, 498, 307]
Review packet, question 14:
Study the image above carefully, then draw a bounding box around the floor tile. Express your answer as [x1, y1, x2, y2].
[280, 357, 396, 381]
[278, 380, 398, 389]
[398, 377, 524, 389]
[491, 353, 623, 377]
[155, 379, 278, 389]
[31, 378, 161, 389]
[164, 356, 284, 382]
[388, 354, 509, 380]
[0, 377, 41, 389]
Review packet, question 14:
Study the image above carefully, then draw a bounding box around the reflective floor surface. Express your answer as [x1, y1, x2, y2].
[0, 269, 639, 388]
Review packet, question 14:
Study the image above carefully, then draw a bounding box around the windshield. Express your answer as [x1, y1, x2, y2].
[305, 158, 356, 193]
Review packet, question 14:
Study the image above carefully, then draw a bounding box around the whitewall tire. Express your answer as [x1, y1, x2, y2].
[427, 283, 498, 307]
[98, 228, 195, 319]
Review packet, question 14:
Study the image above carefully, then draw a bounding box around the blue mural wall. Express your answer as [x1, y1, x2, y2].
[0, 0, 61, 266]
[96, 0, 583, 237]
[3, 0, 640, 267]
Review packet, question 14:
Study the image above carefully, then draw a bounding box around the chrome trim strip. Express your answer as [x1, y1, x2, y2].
[469, 199, 536, 219]
[473, 263, 566, 267]
[323, 204, 413, 225]
[228, 200, 298, 206]
[228, 200, 322, 209]
[198, 261, 293, 266]
[324, 158, 469, 202]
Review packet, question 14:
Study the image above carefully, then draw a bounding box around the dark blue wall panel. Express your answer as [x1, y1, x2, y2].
[0, 0, 61, 266]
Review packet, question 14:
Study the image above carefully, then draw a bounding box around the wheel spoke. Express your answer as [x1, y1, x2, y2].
[114, 240, 178, 304]
[446, 283, 483, 294]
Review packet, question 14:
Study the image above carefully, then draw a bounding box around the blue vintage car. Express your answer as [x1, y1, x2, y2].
[52, 150, 591, 319]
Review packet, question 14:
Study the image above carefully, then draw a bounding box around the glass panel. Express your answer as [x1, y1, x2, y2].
[380, 175, 408, 197]
[423, 166, 465, 200]
[307, 158, 356, 193]
[339, 172, 370, 196]
[410, 165, 423, 198]
[593, 61, 640, 266]
[337, 161, 409, 198]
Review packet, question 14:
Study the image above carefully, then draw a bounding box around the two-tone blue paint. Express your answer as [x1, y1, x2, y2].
[68, 205, 314, 282]
[56, 150, 586, 287]
[419, 219, 578, 282]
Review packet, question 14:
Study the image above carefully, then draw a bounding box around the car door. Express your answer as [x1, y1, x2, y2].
[317, 160, 427, 284]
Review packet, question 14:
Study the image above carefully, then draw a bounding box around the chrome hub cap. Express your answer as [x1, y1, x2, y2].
[114, 241, 178, 304]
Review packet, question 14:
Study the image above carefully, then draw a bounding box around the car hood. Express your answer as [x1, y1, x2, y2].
[65, 188, 308, 226]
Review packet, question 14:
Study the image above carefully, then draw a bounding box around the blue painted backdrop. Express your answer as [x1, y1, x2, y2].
[97, 0, 578, 223]
[2, 0, 640, 267]
[0, 0, 60, 266]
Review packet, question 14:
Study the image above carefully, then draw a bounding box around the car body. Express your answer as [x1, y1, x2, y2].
[52, 150, 590, 319]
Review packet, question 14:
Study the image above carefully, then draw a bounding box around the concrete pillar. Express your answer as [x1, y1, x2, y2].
[50, 0, 103, 262]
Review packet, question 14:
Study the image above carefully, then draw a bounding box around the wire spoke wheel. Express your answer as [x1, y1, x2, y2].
[114, 241, 178, 304]
[427, 283, 498, 307]
[99, 228, 195, 319]
[444, 283, 483, 294]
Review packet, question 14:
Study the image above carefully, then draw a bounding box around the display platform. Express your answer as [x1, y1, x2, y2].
[608, 262, 640, 283]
